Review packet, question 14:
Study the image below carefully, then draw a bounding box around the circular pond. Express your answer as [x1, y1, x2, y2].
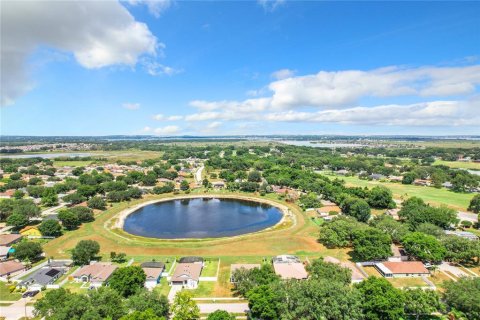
[122, 197, 283, 239]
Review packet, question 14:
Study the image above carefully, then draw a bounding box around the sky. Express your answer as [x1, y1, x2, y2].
[1, 0, 480, 136]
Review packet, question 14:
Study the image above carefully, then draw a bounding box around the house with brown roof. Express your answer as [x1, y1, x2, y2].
[0, 234, 22, 247]
[170, 263, 203, 289]
[141, 261, 165, 289]
[72, 262, 117, 287]
[0, 260, 25, 277]
[375, 261, 430, 278]
[272, 255, 308, 280]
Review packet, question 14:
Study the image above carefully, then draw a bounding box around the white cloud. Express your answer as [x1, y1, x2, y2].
[206, 121, 222, 130]
[128, 0, 173, 18]
[1, 0, 158, 106]
[143, 58, 181, 76]
[271, 68, 295, 80]
[153, 114, 183, 121]
[123, 102, 140, 110]
[257, 0, 285, 12]
[153, 125, 181, 135]
[142, 126, 152, 132]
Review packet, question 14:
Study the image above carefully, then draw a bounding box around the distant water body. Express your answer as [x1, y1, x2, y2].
[0, 152, 94, 159]
[279, 140, 366, 148]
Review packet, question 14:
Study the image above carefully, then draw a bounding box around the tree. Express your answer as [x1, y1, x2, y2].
[399, 197, 457, 229]
[402, 172, 416, 184]
[247, 170, 262, 182]
[468, 194, 480, 213]
[109, 266, 147, 298]
[6, 213, 29, 229]
[353, 228, 392, 261]
[404, 288, 444, 320]
[58, 209, 81, 230]
[416, 222, 444, 238]
[443, 277, 480, 320]
[38, 219, 63, 237]
[70, 206, 95, 222]
[402, 232, 446, 263]
[355, 277, 405, 320]
[180, 180, 190, 191]
[276, 279, 363, 320]
[71, 240, 100, 265]
[13, 241, 43, 261]
[121, 309, 165, 320]
[171, 291, 200, 320]
[206, 310, 235, 320]
[231, 264, 279, 297]
[368, 186, 395, 209]
[246, 285, 281, 320]
[34, 288, 92, 319]
[318, 216, 367, 248]
[88, 286, 127, 319]
[340, 197, 371, 222]
[41, 188, 59, 207]
[62, 192, 86, 205]
[127, 290, 169, 319]
[306, 258, 351, 285]
[88, 196, 107, 210]
[369, 215, 409, 243]
[13, 190, 24, 199]
[299, 192, 321, 209]
[442, 236, 480, 265]
[202, 178, 212, 188]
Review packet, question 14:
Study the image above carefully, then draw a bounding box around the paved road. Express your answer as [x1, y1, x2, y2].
[0, 298, 34, 320]
[168, 285, 183, 302]
[195, 165, 204, 184]
[198, 302, 249, 314]
[457, 211, 478, 223]
[439, 262, 470, 278]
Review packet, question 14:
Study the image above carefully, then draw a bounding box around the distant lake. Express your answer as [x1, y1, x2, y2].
[279, 140, 366, 148]
[0, 152, 94, 159]
[123, 197, 283, 239]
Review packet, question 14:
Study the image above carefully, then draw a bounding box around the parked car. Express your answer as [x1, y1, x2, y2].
[22, 290, 39, 298]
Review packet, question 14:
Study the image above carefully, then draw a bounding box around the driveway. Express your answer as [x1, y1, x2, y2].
[0, 298, 34, 320]
[168, 284, 183, 302]
[198, 302, 249, 314]
[439, 262, 470, 278]
[457, 211, 478, 223]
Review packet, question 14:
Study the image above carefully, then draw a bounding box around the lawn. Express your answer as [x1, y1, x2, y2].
[153, 277, 171, 297]
[0, 282, 22, 301]
[325, 174, 475, 211]
[201, 259, 220, 277]
[53, 160, 92, 167]
[433, 160, 480, 170]
[189, 282, 216, 298]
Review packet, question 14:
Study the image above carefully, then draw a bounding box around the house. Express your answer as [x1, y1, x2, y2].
[335, 169, 349, 176]
[0, 246, 12, 260]
[323, 256, 365, 283]
[369, 173, 385, 180]
[19, 267, 66, 290]
[445, 231, 479, 241]
[316, 205, 342, 217]
[212, 181, 226, 189]
[0, 189, 15, 199]
[230, 264, 261, 283]
[442, 182, 453, 189]
[0, 260, 25, 277]
[19, 225, 42, 238]
[413, 179, 431, 187]
[141, 261, 165, 289]
[170, 263, 203, 289]
[386, 208, 400, 221]
[375, 261, 430, 278]
[388, 175, 403, 182]
[272, 255, 308, 280]
[72, 263, 117, 287]
[0, 234, 22, 247]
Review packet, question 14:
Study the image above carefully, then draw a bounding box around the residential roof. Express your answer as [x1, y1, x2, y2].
[143, 267, 163, 281]
[22, 267, 64, 286]
[273, 262, 308, 280]
[273, 255, 301, 264]
[380, 261, 429, 274]
[72, 263, 117, 282]
[178, 256, 203, 264]
[140, 261, 165, 269]
[230, 264, 261, 273]
[0, 246, 12, 256]
[171, 263, 202, 282]
[19, 225, 40, 233]
[0, 234, 22, 246]
[0, 260, 25, 276]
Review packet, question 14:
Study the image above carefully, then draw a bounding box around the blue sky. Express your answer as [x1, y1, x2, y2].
[1, 0, 480, 136]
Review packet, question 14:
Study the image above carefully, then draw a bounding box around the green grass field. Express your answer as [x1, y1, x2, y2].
[0, 282, 22, 301]
[433, 159, 480, 170]
[327, 174, 475, 211]
[53, 160, 93, 167]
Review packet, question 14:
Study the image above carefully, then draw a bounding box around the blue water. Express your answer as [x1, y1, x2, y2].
[123, 198, 283, 239]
